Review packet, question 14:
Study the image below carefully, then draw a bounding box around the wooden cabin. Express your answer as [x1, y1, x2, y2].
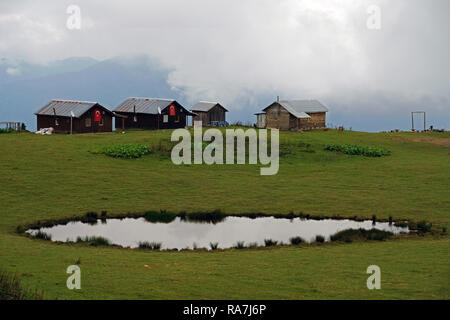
[190, 101, 228, 126]
[113, 98, 194, 130]
[259, 100, 328, 130]
[35, 100, 113, 133]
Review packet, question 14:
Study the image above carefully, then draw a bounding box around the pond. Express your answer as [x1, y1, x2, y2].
[26, 216, 409, 250]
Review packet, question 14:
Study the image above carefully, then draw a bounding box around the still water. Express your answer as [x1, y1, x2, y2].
[27, 216, 409, 249]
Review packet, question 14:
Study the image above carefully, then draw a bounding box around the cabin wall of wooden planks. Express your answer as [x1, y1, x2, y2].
[265, 104, 326, 130]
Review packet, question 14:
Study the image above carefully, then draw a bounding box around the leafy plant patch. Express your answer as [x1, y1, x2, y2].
[99, 144, 151, 158]
[324, 144, 391, 157]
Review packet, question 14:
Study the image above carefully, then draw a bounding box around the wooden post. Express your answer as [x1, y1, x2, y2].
[424, 112, 426, 131]
[411, 112, 414, 131]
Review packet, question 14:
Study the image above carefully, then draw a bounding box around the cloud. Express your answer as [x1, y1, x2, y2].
[0, 0, 449, 127]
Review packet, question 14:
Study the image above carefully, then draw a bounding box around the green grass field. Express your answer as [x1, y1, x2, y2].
[0, 129, 449, 299]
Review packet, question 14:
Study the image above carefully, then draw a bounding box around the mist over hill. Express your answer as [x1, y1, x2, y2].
[0, 56, 448, 132]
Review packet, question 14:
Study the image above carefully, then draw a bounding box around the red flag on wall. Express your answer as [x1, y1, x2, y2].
[169, 104, 176, 116]
[94, 109, 102, 122]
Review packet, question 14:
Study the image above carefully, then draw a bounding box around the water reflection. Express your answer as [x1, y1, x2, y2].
[27, 216, 409, 249]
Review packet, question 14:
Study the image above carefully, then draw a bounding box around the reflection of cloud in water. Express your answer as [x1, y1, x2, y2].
[29, 216, 409, 249]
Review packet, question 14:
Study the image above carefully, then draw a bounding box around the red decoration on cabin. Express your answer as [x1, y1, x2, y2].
[94, 109, 102, 122]
[169, 104, 176, 116]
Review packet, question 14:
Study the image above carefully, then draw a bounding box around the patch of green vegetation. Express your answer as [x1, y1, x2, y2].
[315, 235, 325, 243]
[0, 270, 44, 300]
[289, 236, 305, 245]
[76, 236, 111, 246]
[324, 144, 391, 157]
[233, 241, 245, 249]
[330, 228, 393, 243]
[184, 210, 226, 224]
[264, 239, 278, 247]
[138, 241, 162, 250]
[144, 210, 177, 223]
[34, 231, 51, 240]
[209, 242, 219, 250]
[99, 143, 151, 158]
[416, 220, 433, 234]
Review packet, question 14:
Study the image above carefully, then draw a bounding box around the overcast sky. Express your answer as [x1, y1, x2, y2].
[1, 0, 449, 128]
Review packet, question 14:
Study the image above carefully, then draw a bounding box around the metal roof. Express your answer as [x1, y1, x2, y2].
[191, 101, 228, 112]
[263, 100, 328, 118]
[113, 97, 177, 114]
[35, 100, 101, 118]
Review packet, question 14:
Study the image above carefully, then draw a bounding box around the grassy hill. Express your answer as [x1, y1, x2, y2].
[0, 129, 448, 299]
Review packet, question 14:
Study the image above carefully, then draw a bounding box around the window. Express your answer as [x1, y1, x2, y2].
[85, 118, 91, 127]
[163, 115, 168, 123]
[175, 115, 180, 123]
[55, 118, 59, 126]
[99, 117, 104, 126]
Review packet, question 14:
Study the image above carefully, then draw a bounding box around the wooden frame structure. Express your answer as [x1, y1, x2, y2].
[411, 111, 426, 131]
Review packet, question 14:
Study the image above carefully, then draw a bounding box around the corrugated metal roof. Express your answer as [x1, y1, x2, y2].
[113, 97, 175, 114]
[191, 101, 228, 112]
[35, 100, 100, 118]
[263, 100, 328, 118]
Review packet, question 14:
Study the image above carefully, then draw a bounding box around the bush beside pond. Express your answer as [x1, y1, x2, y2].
[330, 228, 393, 242]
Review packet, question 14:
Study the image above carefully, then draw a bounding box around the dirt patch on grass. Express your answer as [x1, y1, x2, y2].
[392, 137, 450, 148]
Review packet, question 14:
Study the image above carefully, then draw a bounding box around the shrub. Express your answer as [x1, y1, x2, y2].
[144, 211, 176, 223]
[34, 231, 51, 240]
[76, 236, 111, 246]
[138, 241, 162, 250]
[82, 211, 98, 223]
[324, 144, 391, 157]
[233, 241, 245, 249]
[315, 235, 325, 243]
[264, 239, 278, 247]
[289, 236, 305, 245]
[100, 144, 151, 158]
[186, 210, 226, 224]
[416, 220, 432, 233]
[0, 270, 44, 300]
[330, 228, 393, 242]
[209, 242, 219, 250]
